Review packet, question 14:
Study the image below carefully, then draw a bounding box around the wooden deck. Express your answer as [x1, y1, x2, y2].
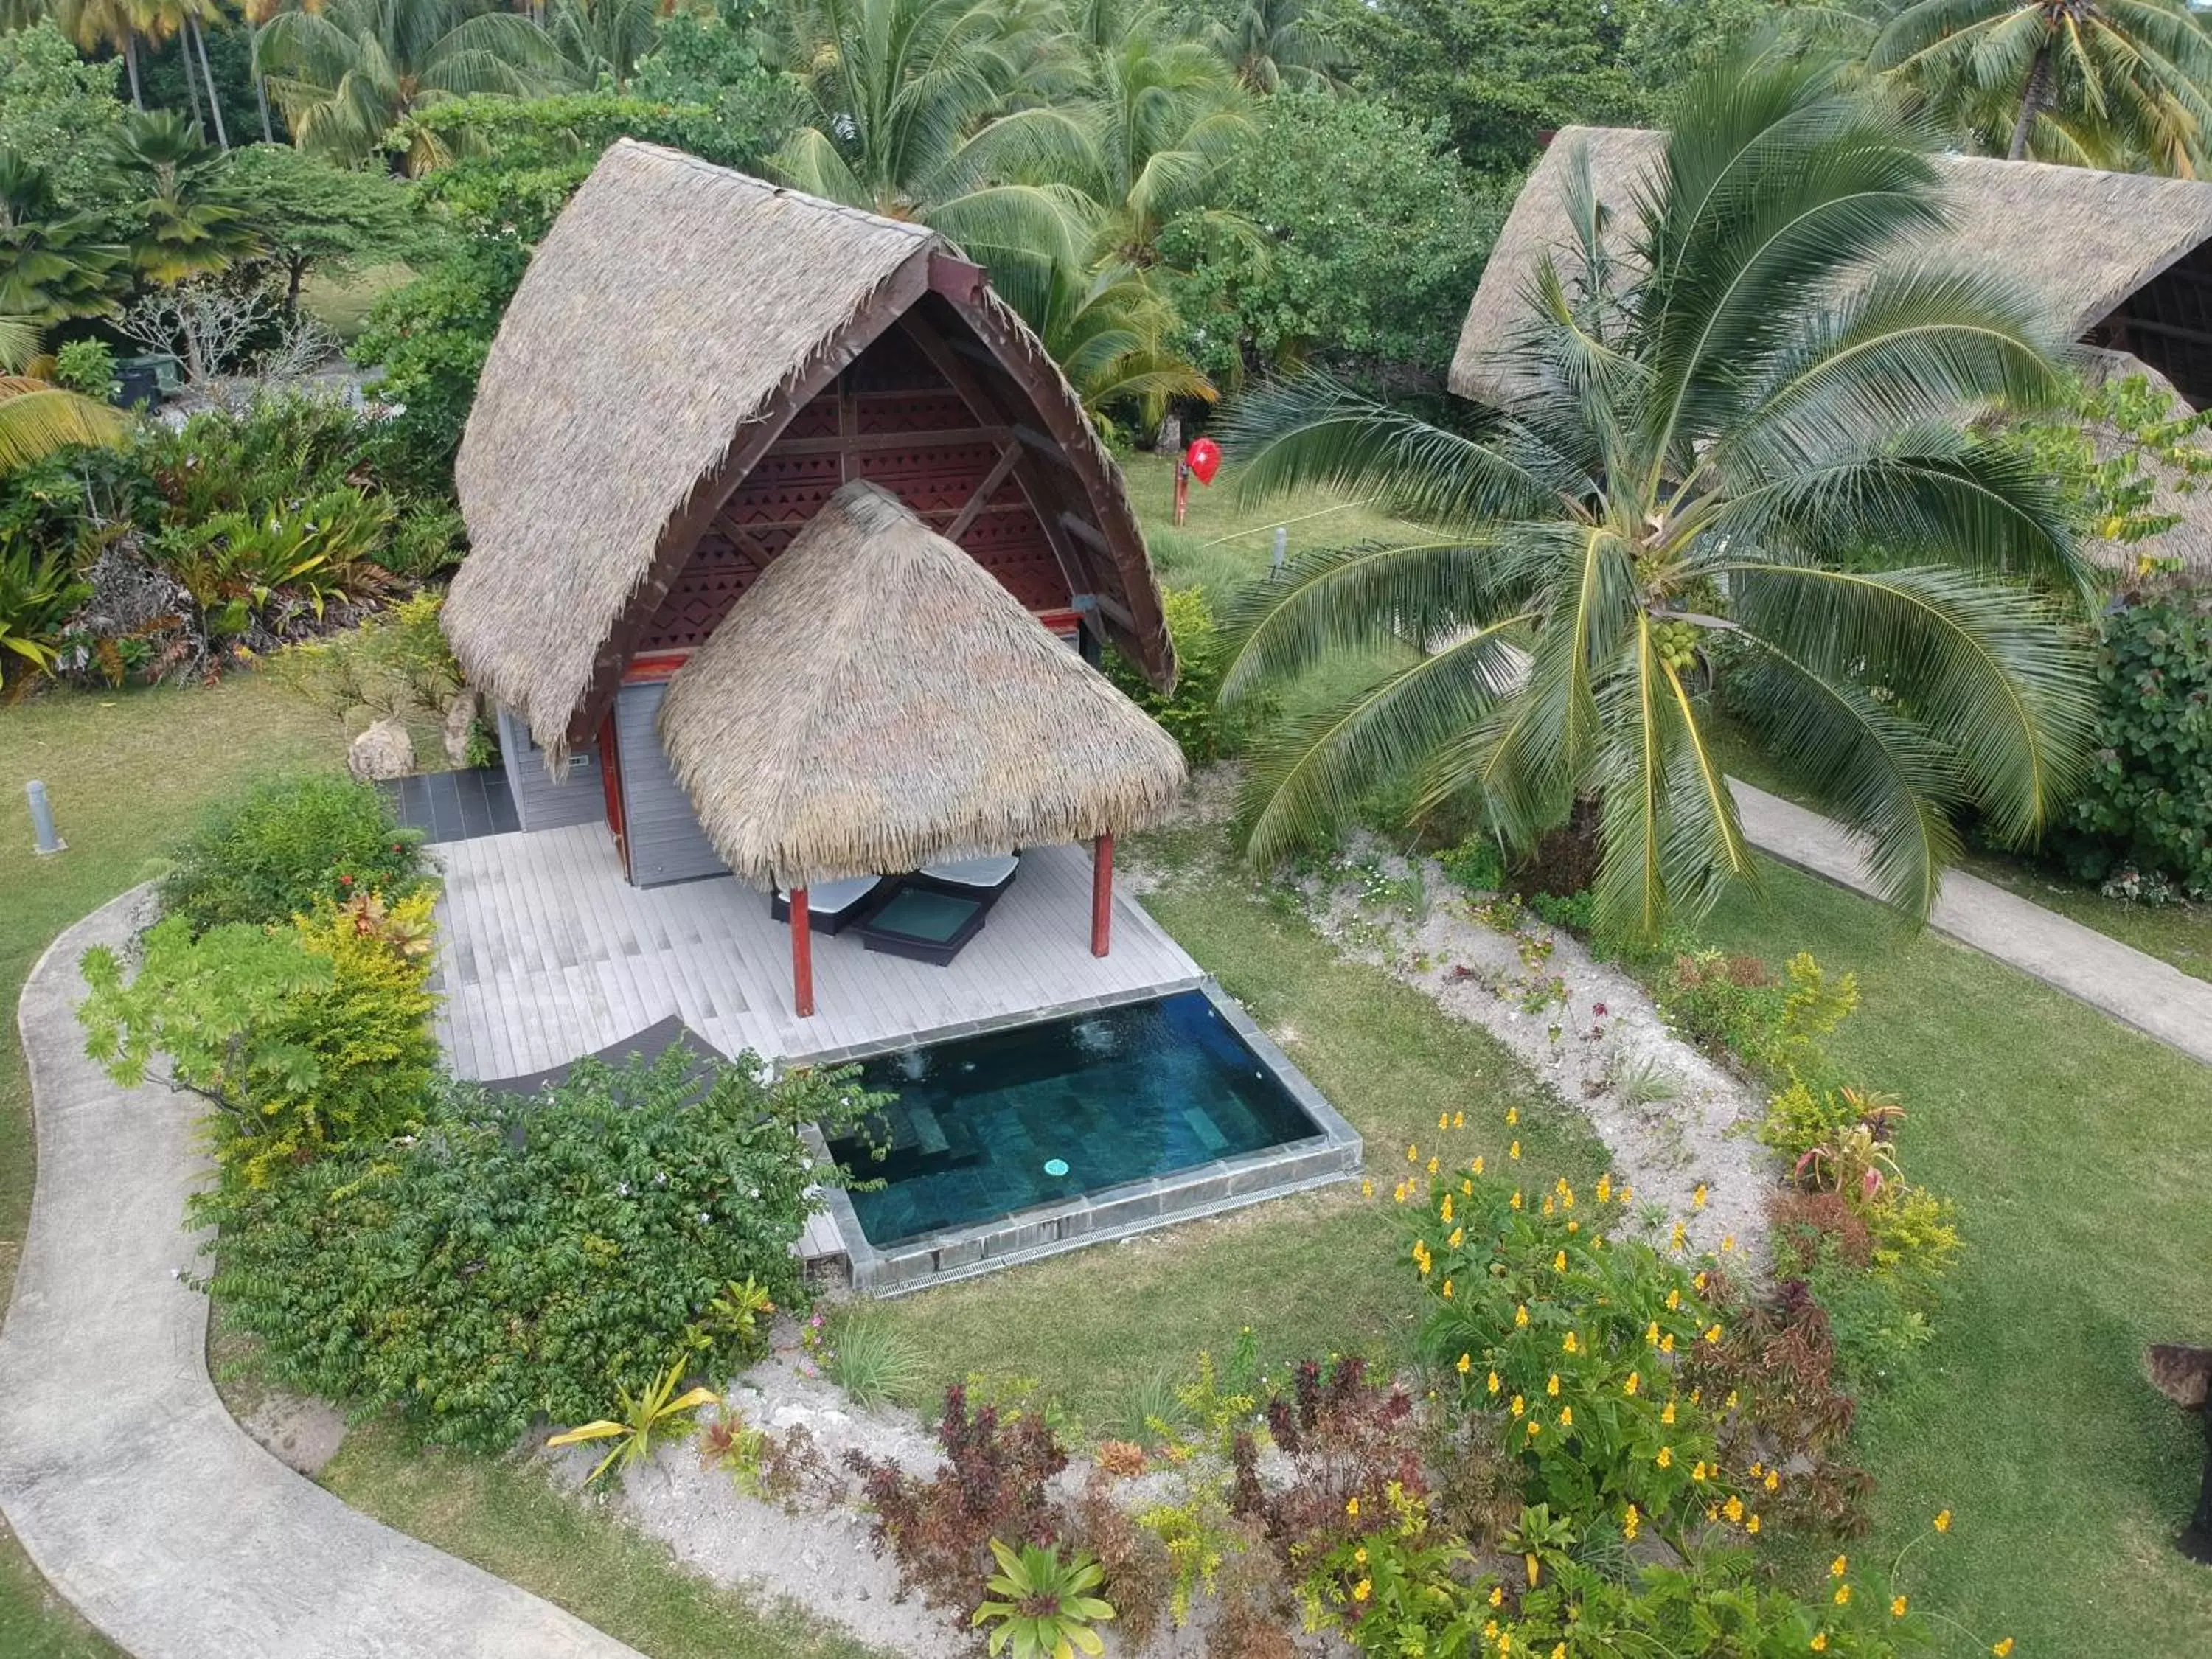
[426, 824, 1206, 1079]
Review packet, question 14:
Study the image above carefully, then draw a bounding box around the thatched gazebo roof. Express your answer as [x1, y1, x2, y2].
[445, 141, 1174, 759]
[1451, 128, 2212, 406]
[656, 481, 1189, 890]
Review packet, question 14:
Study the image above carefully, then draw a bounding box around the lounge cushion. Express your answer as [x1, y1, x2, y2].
[917, 854, 1018, 891]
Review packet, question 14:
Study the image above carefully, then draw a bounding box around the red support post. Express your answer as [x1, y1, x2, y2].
[791, 886, 815, 1018]
[1091, 832, 1114, 957]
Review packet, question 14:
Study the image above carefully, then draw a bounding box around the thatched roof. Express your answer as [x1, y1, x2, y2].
[1450, 128, 2212, 406]
[445, 140, 1172, 758]
[656, 481, 1189, 888]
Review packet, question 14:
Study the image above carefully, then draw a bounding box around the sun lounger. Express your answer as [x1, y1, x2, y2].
[905, 852, 1020, 911]
[855, 883, 990, 965]
[771, 874, 890, 934]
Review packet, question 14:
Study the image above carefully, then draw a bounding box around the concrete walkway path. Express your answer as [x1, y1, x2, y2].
[0, 888, 641, 1659]
[1733, 782, 2212, 1068]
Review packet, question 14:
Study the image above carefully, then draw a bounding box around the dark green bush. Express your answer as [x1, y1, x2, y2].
[195, 1050, 883, 1450]
[2058, 577, 2212, 899]
[1107, 585, 1242, 763]
[161, 773, 428, 932]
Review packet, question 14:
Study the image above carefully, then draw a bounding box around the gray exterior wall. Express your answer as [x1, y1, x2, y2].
[496, 705, 603, 832]
[615, 681, 726, 888]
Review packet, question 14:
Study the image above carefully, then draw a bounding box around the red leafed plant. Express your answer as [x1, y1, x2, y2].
[846, 1382, 1069, 1608]
[1231, 1357, 1427, 1567]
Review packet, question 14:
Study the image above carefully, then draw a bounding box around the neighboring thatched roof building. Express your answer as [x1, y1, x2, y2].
[445, 139, 1175, 768]
[1450, 128, 2212, 571]
[659, 481, 1187, 890]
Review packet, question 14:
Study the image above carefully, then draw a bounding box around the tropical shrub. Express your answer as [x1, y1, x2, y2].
[1659, 949, 1857, 1088]
[2058, 575, 2212, 899]
[1301, 1481, 1493, 1656]
[0, 542, 88, 684]
[1230, 1354, 1429, 1568]
[1416, 1167, 1746, 1548]
[1506, 1548, 1931, 1658]
[1106, 585, 1239, 762]
[548, 1358, 721, 1486]
[1164, 90, 1506, 388]
[159, 772, 428, 933]
[849, 1382, 1071, 1609]
[79, 889, 440, 1185]
[192, 1048, 879, 1450]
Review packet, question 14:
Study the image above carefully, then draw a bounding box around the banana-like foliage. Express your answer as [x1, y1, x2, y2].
[0, 313, 128, 476]
[1219, 49, 2096, 938]
[1866, 0, 2212, 175]
[255, 0, 574, 172]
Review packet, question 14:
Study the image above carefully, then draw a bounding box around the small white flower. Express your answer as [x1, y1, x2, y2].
[616, 1181, 631, 1197]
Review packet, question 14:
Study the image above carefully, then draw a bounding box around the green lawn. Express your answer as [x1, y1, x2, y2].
[0, 678, 885, 1659]
[870, 826, 1609, 1430]
[1696, 858, 2212, 1658]
[1119, 451, 1429, 606]
[0, 677, 345, 1659]
[299, 262, 414, 342]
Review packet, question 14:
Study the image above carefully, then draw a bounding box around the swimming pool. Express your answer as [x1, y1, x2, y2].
[816, 983, 1361, 1289]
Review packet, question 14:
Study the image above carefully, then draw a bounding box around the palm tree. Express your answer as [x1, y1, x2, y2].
[254, 0, 571, 172]
[1034, 257, 1214, 425]
[1203, 0, 1343, 94]
[1215, 50, 2096, 938]
[0, 315, 128, 476]
[106, 110, 261, 282]
[762, 0, 1090, 277]
[50, 0, 149, 109]
[1002, 0, 1255, 273]
[0, 154, 131, 324]
[1869, 0, 2212, 174]
[546, 0, 660, 90]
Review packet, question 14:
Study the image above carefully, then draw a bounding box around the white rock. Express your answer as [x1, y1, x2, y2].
[347, 717, 415, 782]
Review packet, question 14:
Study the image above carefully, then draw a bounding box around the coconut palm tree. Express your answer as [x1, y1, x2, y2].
[998, 0, 1254, 273]
[545, 0, 661, 90]
[762, 0, 1091, 278]
[1203, 0, 1343, 94]
[1868, 0, 2212, 174]
[254, 0, 571, 172]
[1216, 49, 2096, 938]
[1035, 256, 1213, 424]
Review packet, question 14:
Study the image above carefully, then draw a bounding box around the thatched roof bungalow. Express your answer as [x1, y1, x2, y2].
[446, 140, 1174, 765]
[1452, 130, 2212, 571]
[440, 144, 1190, 1014]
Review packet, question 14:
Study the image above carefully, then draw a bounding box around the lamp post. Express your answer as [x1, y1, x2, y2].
[26, 781, 64, 856]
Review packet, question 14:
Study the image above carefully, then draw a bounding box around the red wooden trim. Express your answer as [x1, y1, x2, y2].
[565, 251, 936, 748]
[931, 285, 1176, 693]
[622, 649, 694, 684]
[1091, 833, 1113, 957]
[597, 711, 630, 880]
[927, 251, 987, 302]
[1033, 607, 1082, 636]
[791, 887, 815, 1018]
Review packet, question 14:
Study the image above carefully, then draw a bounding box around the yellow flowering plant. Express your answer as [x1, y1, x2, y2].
[1416, 1168, 1733, 1538]
[1504, 1548, 1933, 1658]
[1302, 1481, 1495, 1655]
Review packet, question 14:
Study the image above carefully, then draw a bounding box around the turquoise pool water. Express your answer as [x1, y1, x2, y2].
[826, 991, 1324, 1247]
